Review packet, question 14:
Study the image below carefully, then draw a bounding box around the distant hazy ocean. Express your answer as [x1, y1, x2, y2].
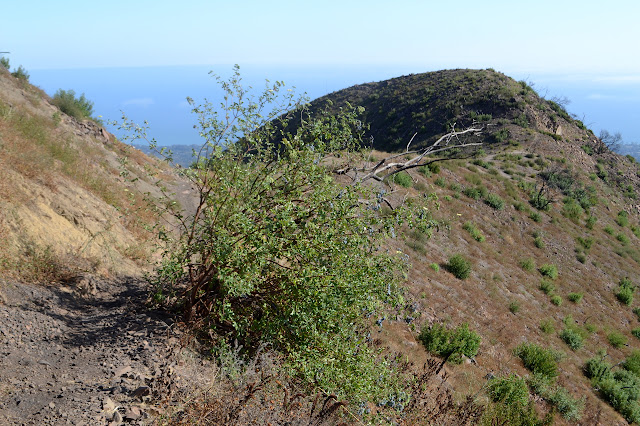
[29, 65, 640, 146]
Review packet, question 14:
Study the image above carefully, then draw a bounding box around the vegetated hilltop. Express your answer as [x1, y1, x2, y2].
[0, 66, 185, 282]
[310, 68, 640, 424]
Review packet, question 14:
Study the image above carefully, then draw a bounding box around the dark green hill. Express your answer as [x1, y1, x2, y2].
[305, 68, 593, 152]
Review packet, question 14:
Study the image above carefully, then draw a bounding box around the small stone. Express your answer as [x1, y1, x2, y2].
[123, 406, 141, 420]
[132, 386, 150, 398]
[102, 397, 116, 412]
[111, 410, 123, 423]
[49, 402, 56, 409]
[114, 365, 132, 377]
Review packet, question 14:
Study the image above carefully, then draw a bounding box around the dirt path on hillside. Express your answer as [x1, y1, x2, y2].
[0, 277, 213, 425]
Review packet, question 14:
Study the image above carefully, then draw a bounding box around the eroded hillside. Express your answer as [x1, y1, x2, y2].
[0, 67, 190, 281]
[317, 70, 640, 424]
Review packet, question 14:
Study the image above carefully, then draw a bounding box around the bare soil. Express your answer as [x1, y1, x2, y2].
[0, 276, 212, 425]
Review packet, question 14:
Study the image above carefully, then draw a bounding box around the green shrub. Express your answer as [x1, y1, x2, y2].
[538, 264, 558, 280]
[486, 374, 529, 407]
[632, 328, 640, 340]
[534, 236, 545, 248]
[520, 257, 535, 271]
[634, 307, 640, 321]
[529, 211, 542, 222]
[539, 280, 555, 295]
[429, 262, 439, 272]
[576, 236, 594, 250]
[514, 342, 559, 380]
[616, 210, 629, 227]
[587, 356, 640, 425]
[562, 199, 584, 223]
[418, 322, 481, 364]
[462, 221, 485, 242]
[447, 254, 471, 279]
[0, 56, 8, 70]
[560, 328, 584, 350]
[617, 233, 630, 245]
[484, 193, 505, 210]
[604, 225, 615, 235]
[551, 295, 563, 306]
[547, 386, 584, 421]
[540, 318, 555, 334]
[567, 292, 583, 303]
[427, 162, 440, 174]
[623, 350, 640, 376]
[463, 187, 482, 200]
[417, 165, 432, 177]
[390, 171, 412, 188]
[11, 65, 29, 81]
[434, 177, 446, 187]
[509, 301, 520, 314]
[586, 215, 597, 229]
[616, 278, 635, 306]
[608, 331, 628, 348]
[52, 89, 95, 121]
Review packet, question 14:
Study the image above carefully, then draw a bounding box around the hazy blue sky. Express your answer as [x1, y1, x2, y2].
[3, 1, 640, 145]
[4, 0, 640, 72]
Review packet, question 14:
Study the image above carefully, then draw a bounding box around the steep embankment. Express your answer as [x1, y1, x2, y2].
[315, 69, 640, 423]
[0, 66, 189, 280]
[0, 67, 208, 425]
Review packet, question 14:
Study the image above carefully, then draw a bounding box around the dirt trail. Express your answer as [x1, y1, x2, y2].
[0, 277, 212, 425]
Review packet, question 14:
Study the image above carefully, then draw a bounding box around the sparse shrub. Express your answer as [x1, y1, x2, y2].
[486, 374, 529, 407]
[509, 301, 520, 314]
[547, 386, 585, 421]
[447, 254, 471, 279]
[52, 89, 95, 121]
[513, 201, 527, 212]
[562, 198, 584, 223]
[567, 292, 583, 303]
[623, 350, 640, 376]
[529, 211, 542, 222]
[616, 210, 629, 227]
[0, 56, 9, 70]
[634, 307, 640, 321]
[434, 177, 446, 187]
[417, 165, 432, 177]
[539, 280, 555, 295]
[462, 221, 485, 242]
[418, 322, 481, 364]
[429, 262, 439, 272]
[540, 318, 555, 334]
[587, 352, 640, 425]
[632, 328, 640, 340]
[576, 252, 586, 263]
[608, 331, 628, 349]
[390, 171, 413, 188]
[11, 65, 29, 81]
[539, 264, 558, 280]
[617, 233, 630, 245]
[604, 225, 615, 235]
[463, 187, 482, 200]
[560, 328, 584, 350]
[584, 355, 612, 381]
[551, 295, 563, 306]
[427, 162, 440, 174]
[576, 236, 594, 250]
[582, 144, 594, 155]
[520, 257, 535, 271]
[514, 342, 559, 380]
[616, 278, 635, 306]
[484, 193, 505, 210]
[586, 215, 597, 229]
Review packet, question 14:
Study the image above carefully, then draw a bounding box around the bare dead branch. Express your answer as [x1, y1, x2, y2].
[346, 126, 483, 183]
